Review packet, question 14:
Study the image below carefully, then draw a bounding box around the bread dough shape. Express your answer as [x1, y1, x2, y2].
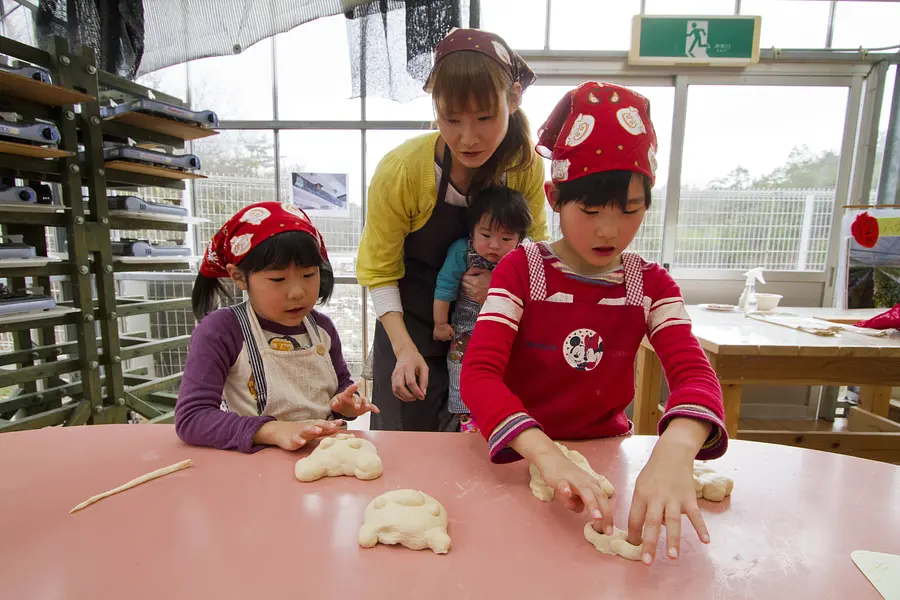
[583, 522, 642, 561]
[70, 459, 193, 514]
[358, 489, 451, 554]
[693, 463, 734, 502]
[529, 442, 615, 502]
[294, 433, 383, 482]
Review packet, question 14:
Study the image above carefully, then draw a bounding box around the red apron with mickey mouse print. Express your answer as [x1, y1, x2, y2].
[502, 242, 648, 440]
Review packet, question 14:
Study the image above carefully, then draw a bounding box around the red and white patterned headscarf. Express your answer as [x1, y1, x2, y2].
[535, 82, 659, 186]
[199, 202, 328, 278]
[426, 28, 536, 91]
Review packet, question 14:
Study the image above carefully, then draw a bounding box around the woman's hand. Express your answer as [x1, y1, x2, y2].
[627, 419, 712, 565]
[392, 345, 429, 401]
[252, 419, 344, 451]
[461, 267, 491, 304]
[330, 383, 380, 417]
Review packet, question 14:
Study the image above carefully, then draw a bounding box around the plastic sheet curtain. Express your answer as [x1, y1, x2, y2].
[41, 0, 477, 102]
[36, 0, 145, 79]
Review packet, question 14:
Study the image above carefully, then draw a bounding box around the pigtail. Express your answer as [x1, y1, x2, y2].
[191, 273, 231, 321]
[317, 259, 335, 305]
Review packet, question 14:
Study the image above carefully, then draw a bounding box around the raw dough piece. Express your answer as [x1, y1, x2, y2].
[70, 459, 193, 514]
[358, 489, 450, 554]
[583, 523, 642, 561]
[529, 442, 615, 502]
[693, 463, 734, 502]
[294, 433, 383, 482]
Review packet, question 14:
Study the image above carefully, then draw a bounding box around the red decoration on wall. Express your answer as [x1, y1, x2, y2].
[851, 212, 880, 248]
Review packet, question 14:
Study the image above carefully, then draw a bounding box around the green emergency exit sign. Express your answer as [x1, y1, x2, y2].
[629, 15, 761, 66]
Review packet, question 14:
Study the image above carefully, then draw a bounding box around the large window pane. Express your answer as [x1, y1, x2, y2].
[521, 84, 673, 261]
[365, 95, 434, 121]
[873, 65, 896, 203]
[276, 16, 360, 120]
[676, 86, 848, 271]
[832, 1, 900, 49]
[188, 39, 273, 120]
[135, 63, 187, 102]
[278, 130, 363, 277]
[741, 1, 830, 48]
[482, 0, 548, 50]
[324, 284, 364, 377]
[191, 130, 276, 245]
[0, 0, 36, 47]
[644, 0, 734, 15]
[550, 0, 641, 50]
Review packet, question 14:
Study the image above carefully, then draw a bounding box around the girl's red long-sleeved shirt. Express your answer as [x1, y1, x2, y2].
[460, 242, 727, 463]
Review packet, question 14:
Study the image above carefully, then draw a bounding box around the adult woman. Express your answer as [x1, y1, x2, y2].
[357, 29, 549, 431]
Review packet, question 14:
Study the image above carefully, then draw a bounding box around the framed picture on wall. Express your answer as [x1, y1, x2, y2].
[291, 172, 348, 216]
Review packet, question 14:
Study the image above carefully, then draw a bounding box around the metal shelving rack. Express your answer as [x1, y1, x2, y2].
[0, 35, 213, 431]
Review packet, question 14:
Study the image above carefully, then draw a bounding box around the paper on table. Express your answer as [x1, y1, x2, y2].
[748, 312, 894, 338]
[820, 320, 895, 338]
[851, 550, 900, 599]
[747, 313, 841, 336]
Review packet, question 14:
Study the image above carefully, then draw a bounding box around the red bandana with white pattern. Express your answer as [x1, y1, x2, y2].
[535, 82, 659, 186]
[199, 201, 328, 278]
[426, 28, 536, 91]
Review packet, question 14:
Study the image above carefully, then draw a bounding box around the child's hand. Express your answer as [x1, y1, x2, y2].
[330, 383, 380, 418]
[433, 323, 455, 341]
[627, 419, 712, 565]
[533, 449, 614, 536]
[253, 419, 344, 451]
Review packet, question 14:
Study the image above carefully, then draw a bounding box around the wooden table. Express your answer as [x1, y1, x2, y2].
[2, 425, 899, 599]
[634, 307, 900, 463]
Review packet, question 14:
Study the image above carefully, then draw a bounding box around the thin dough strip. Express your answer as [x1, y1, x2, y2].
[69, 459, 193, 514]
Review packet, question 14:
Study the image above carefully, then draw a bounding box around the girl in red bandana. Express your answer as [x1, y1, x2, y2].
[357, 29, 549, 432]
[175, 202, 378, 453]
[461, 83, 728, 565]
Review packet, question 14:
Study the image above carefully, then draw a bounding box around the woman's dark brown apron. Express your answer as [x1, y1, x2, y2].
[370, 145, 467, 431]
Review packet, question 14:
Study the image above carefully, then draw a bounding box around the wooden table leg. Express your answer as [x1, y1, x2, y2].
[634, 344, 663, 435]
[722, 383, 742, 439]
[858, 386, 892, 417]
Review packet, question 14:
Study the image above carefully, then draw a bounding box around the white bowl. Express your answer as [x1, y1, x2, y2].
[755, 293, 783, 312]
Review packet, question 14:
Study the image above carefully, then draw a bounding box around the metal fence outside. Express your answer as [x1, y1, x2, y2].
[111, 178, 842, 379]
[674, 188, 835, 271]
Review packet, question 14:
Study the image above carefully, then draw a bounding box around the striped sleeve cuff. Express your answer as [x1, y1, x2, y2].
[657, 404, 728, 460]
[488, 412, 541, 464]
[369, 285, 403, 318]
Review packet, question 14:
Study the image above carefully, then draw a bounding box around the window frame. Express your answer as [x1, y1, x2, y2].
[164, 14, 895, 360]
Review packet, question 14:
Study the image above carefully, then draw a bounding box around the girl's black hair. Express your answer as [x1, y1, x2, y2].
[467, 186, 533, 239]
[191, 230, 334, 321]
[555, 171, 653, 211]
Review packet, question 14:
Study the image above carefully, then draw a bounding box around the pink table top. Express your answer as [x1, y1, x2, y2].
[1, 425, 899, 600]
